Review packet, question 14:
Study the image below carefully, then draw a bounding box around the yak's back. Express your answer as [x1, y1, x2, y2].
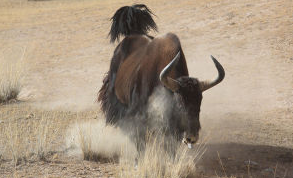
[114, 33, 188, 107]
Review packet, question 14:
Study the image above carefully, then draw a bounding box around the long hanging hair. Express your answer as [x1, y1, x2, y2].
[109, 4, 157, 43]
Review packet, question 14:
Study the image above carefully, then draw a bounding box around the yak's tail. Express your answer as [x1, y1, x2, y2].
[109, 4, 157, 43]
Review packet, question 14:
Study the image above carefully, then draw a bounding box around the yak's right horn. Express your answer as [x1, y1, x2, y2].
[199, 55, 225, 92]
[159, 52, 181, 92]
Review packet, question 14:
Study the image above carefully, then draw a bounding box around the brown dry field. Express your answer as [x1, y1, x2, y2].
[0, 0, 293, 177]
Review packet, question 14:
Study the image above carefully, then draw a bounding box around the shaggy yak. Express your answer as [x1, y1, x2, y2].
[98, 4, 225, 152]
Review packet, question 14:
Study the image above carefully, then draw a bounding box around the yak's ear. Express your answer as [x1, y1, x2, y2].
[165, 77, 180, 92]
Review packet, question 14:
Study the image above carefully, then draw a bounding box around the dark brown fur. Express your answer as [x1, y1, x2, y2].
[98, 33, 189, 124]
[97, 5, 225, 153]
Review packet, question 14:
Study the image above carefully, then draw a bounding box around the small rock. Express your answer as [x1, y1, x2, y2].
[246, 12, 253, 18]
[261, 168, 275, 177]
[244, 160, 259, 169]
[26, 113, 35, 119]
[52, 153, 58, 160]
[262, 168, 274, 173]
[244, 160, 258, 166]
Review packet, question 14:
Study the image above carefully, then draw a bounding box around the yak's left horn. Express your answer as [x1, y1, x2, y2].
[160, 52, 181, 92]
[199, 55, 225, 92]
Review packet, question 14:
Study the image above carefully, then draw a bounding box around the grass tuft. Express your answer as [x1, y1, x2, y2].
[0, 106, 66, 166]
[118, 132, 206, 178]
[0, 48, 26, 104]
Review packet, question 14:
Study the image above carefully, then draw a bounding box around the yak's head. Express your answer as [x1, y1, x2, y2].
[159, 52, 225, 148]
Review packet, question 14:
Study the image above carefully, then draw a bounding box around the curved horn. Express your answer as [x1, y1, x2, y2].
[199, 55, 225, 92]
[159, 52, 181, 92]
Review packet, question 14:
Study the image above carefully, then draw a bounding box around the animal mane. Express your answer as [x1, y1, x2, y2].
[109, 4, 157, 43]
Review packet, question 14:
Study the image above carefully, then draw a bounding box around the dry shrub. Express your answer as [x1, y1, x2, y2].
[0, 48, 26, 103]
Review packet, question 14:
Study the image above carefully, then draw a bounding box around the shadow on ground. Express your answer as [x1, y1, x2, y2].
[197, 143, 293, 178]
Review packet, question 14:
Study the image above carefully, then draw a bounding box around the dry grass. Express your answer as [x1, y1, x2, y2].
[0, 105, 97, 166]
[1, 106, 206, 178]
[118, 137, 202, 178]
[0, 48, 26, 103]
[66, 119, 207, 178]
[1, 108, 61, 166]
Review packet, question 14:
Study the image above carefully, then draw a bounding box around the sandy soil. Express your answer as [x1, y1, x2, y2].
[0, 0, 292, 177]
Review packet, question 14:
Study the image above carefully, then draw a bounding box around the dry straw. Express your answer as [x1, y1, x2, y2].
[66, 119, 207, 178]
[118, 132, 207, 178]
[0, 47, 26, 103]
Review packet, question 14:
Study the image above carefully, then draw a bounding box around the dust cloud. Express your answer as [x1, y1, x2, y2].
[64, 86, 186, 162]
[65, 118, 137, 161]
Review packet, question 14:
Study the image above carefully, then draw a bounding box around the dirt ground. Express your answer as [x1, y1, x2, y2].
[0, 0, 292, 177]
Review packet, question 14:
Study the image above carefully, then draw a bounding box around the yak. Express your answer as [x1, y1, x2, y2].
[98, 4, 225, 151]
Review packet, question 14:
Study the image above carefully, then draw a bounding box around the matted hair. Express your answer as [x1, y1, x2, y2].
[109, 4, 157, 43]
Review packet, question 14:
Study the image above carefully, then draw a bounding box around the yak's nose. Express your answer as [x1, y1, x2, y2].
[182, 134, 199, 149]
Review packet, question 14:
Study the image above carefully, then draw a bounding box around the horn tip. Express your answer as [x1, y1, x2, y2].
[211, 55, 225, 79]
[210, 55, 221, 66]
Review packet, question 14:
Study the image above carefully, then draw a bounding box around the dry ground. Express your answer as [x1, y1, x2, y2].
[0, 0, 292, 177]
